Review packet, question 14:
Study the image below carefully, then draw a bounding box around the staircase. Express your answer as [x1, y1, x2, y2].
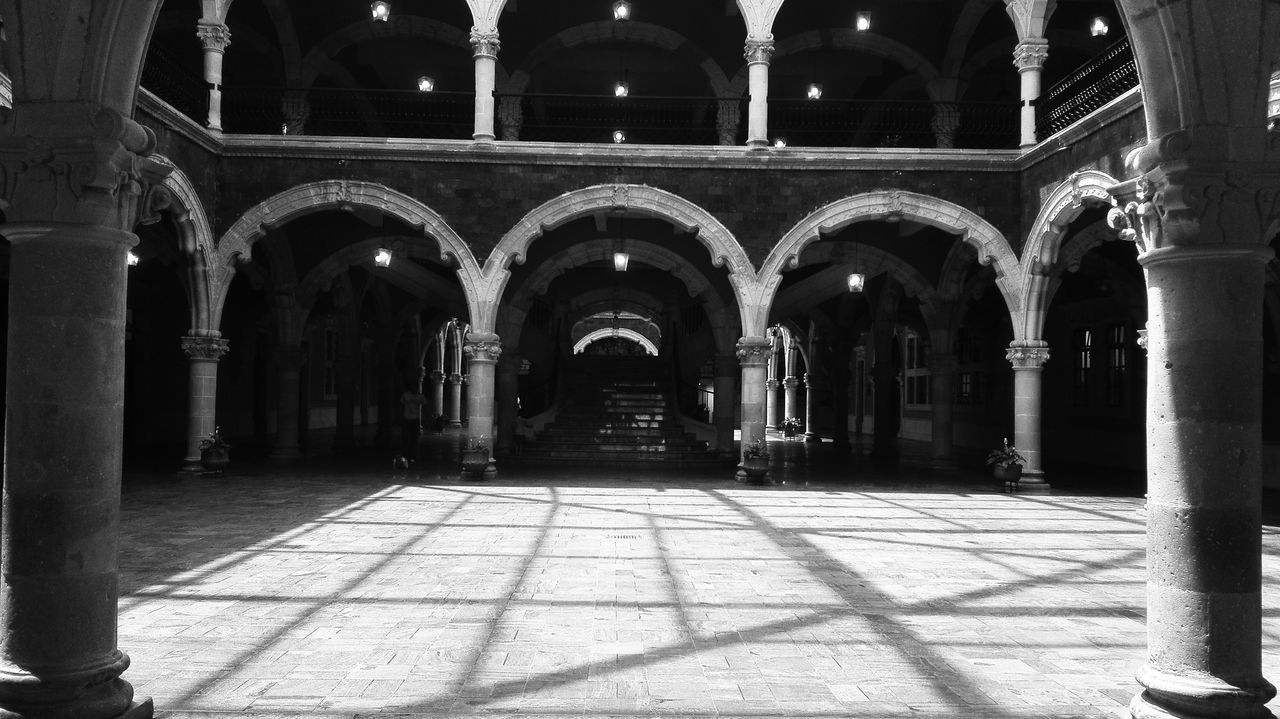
[521, 355, 716, 464]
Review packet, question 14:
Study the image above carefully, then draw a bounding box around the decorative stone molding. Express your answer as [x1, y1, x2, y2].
[1106, 176, 1160, 256]
[463, 332, 502, 363]
[469, 30, 500, 58]
[181, 336, 230, 361]
[737, 336, 772, 366]
[1012, 39, 1049, 72]
[744, 38, 775, 65]
[196, 22, 232, 53]
[1006, 344, 1050, 368]
[0, 106, 172, 230]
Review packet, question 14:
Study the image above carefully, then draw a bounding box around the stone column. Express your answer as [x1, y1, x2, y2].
[744, 38, 773, 149]
[495, 353, 520, 455]
[271, 345, 304, 459]
[871, 325, 898, 461]
[375, 332, 395, 448]
[446, 373, 463, 428]
[196, 22, 231, 132]
[737, 337, 771, 478]
[928, 353, 958, 470]
[803, 372, 820, 442]
[333, 328, 356, 453]
[783, 376, 800, 426]
[1013, 39, 1048, 148]
[180, 336, 230, 472]
[430, 370, 445, 420]
[716, 99, 741, 146]
[713, 354, 737, 457]
[471, 30, 500, 142]
[1006, 342, 1049, 490]
[463, 333, 502, 479]
[0, 222, 154, 719]
[831, 355, 851, 452]
[764, 378, 780, 430]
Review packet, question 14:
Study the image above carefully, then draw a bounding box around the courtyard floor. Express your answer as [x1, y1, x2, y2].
[117, 436, 1280, 719]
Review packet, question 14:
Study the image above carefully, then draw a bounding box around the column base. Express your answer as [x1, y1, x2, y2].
[1131, 664, 1276, 719]
[447, 420, 462, 429]
[803, 432, 821, 443]
[179, 458, 205, 474]
[119, 698, 154, 719]
[462, 460, 497, 481]
[1016, 473, 1051, 494]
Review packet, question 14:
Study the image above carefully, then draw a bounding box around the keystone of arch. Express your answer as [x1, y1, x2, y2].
[212, 180, 481, 330]
[481, 183, 756, 333]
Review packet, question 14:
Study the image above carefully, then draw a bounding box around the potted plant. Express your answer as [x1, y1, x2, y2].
[199, 426, 231, 477]
[780, 416, 802, 439]
[741, 438, 770, 484]
[461, 437, 490, 479]
[986, 437, 1026, 486]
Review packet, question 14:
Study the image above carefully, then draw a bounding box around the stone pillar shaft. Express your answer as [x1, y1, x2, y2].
[495, 354, 520, 455]
[783, 376, 800, 425]
[929, 353, 957, 469]
[1013, 39, 1048, 147]
[803, 373, 820, 441]
[764, 378, 780, 429]
[1006, 343, 1049, 488]
[180, 336, 229, 471]
[1133, 244, 1276, 718]
[446, 374, 464, 427]
[0, 224, 143, 719]
[737, 337, 771, 476]
[196, 22, 230, 132]
[271, 346, 304, 459]
[713, 358, 737, 457]
[463, 334, 501, 478]
[744, 39, 772, 148]
[430, 371, 445, 419]
[471, 31, 499, 142]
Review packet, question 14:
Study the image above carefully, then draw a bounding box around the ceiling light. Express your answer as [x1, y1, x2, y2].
[370, 1, 390, 22]
[847, 273, 865, 293]
[417, 75, 435, 92]
[614, 79, 629, 97]
[613, 1, 631, 21]
[127, 252, 140, 266]
[375, 248, 392, 267]
[855, 12, 871, 32]
[773, 137, 787, 148]
[807, 83, 823, 100]
[1091, 16, 1109, 36]
[613, 252, 630, 272]
[612, 129, 626, 143]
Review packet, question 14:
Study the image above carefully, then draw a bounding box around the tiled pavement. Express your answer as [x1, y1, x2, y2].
[116, 441, 1280, 718]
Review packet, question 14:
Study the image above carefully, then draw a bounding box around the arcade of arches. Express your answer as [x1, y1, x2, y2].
[2, 2, 1280, 719]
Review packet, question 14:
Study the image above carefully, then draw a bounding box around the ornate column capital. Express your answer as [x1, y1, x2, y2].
[196, 21, 232, 53]
[744, 37, 774, 65]
[181, 336, 229, 361]
[1006, 343, 1050, 369]
[470, 29, 500, 58]
[463, 332, 502, 363]
[736, 336, 772, 367]
[0, 105, 172, 230]
[1012, 39, 1049, 72]
[782, 377, 802, 389]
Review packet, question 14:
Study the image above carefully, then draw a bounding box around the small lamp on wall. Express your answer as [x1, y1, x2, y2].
[370, 1, 390, 22]
[417, 75, 435, 92]
[807, 83, 823, 100]
[613, 251, 630, 272]
[613, 0, 631, 22]
[855, 11, 872, 32]
[612, 129, 626, 143]
[375, 248, 392, 267]
[127, 252, 140, 267]
[1091, 16, 1109, 36]
[847, 272, 865, 294]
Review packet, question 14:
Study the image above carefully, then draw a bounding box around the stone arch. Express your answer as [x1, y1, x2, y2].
[212, 180, 481, 331]
[574, 328, 660, 356]
[153, 156, 220, 335]
[299, 16, 482, 89]
[729, 29, 942, 98]
[479, 183, 753, 334]
[760, 189, 1020, 335]
[502, 21, 731, 97]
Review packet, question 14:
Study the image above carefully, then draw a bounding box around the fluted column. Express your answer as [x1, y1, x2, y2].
[928, 353, 957, 470]
[446, 373, 464, 428]
[1013, 39, 1048, 147]
[0, 114, 167, 719]
[180, 336, 230, 472]
[736, 337, 771, 478]
[744, 38, 773, 148]
[471, 30, 500, 142]
[196, 22, 231, 132]
[713, 354, 737, 457]
[495, 353, 520, 455]
[1006, 342, 1049, 490]
[764, 378, 780, 429]
[271, 345, 304, 459]
[463, 333, 501, 479]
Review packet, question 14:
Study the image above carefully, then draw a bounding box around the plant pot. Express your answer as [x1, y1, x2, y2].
[993, 463, 1022, 484]
[200, 447, 230, 476]
[461, 450, 490, 479]
[742, 456, 770, 484]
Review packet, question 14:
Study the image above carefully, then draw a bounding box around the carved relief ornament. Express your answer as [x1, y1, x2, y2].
[744, 38, 775, 65]
[1006, 345, 1050, 368]
[181, 336, 230, 361]
[196, 22, 232, 52]
[470, 30, 500, 57]
[1012, 39, 1049, 71]
[736, 337, 772, 365]
[464, 334, 502, 362]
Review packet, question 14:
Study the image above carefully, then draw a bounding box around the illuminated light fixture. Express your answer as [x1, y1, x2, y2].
[1090, 16, 1109, 36]
[613, 0, 631, 21]
[847, 272, 866, 293]
[127, 252, 140, 266]
[417, 75, 435, 92]
[612, 129, 626, 143]
[371, 1, 390, 21]
[613, 252, 630, 272]
[614, 78, 630, 97]
[374, 248, 392, 267]
[855, 11, 872, 32]
[807, 83, 823, 100]
[773, 137, 787, 149]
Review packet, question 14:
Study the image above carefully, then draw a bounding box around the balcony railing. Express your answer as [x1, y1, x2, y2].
[1038, 37, 1139, 137]
[224, 86, 475, 139]
[514, 93, 723, 146]
[769, 98, 1018, 149]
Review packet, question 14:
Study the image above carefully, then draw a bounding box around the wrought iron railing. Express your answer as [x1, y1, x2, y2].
[1038, 37, 1139, 137]
[769, 98, 1019, 149]
[221, 86, 475, 139]
[512, 93, 725, 146]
